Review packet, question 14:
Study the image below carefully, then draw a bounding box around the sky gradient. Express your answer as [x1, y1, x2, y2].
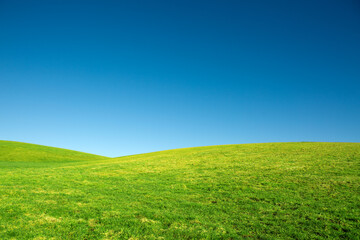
[1, 0, 360, 157]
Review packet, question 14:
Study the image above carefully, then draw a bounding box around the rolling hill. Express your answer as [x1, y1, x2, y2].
[0, 141, 359, 239]
[0, 140, 107, 162]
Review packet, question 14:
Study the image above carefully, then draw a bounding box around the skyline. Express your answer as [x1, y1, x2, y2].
[1, 0, 360, 157]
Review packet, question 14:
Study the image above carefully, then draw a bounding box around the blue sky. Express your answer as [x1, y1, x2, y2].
[1, 0, 359, 157]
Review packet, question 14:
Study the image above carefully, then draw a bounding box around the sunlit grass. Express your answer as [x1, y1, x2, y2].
[0, 141, 359, 239]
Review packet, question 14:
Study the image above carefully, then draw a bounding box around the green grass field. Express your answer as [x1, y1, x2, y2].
[0, 141, 359, 239]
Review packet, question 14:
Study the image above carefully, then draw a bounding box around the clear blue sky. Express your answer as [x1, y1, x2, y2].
[1, 0, 359, 157]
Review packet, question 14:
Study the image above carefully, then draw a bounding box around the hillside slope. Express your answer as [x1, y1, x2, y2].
[0, 140, 107, 162]
[0, 142, 359, 239]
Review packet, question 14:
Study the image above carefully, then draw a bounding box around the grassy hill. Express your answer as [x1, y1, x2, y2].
[0, 140, 107, 162]
[0, 141, 359, 239]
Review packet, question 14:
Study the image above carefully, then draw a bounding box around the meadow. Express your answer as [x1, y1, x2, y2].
[0, 141, 359, 239]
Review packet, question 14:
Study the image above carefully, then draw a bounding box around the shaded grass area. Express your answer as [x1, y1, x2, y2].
[0, 142, 359, 239]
